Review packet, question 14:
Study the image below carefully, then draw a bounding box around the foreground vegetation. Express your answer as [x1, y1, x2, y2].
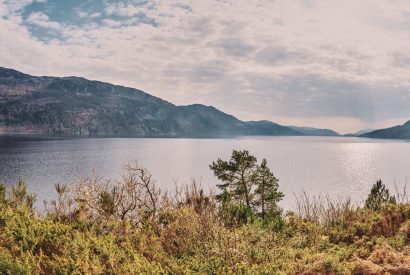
[0, 150, 409, 274]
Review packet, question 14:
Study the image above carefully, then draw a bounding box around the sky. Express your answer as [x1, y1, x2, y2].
[1, 0, 410, 133]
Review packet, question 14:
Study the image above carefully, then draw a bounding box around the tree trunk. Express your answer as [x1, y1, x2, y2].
[241, 170, 251, 208]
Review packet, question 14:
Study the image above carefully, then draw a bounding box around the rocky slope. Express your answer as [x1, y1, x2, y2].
[0, 67, 302, 137]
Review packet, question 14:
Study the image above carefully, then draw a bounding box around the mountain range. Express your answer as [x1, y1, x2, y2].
[1, 67, 409, 139]
[289, 126, 339, 136]
[0, 67, 303, 138]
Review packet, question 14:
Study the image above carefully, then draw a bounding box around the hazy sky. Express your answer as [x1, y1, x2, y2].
[1, 0, 410, 133]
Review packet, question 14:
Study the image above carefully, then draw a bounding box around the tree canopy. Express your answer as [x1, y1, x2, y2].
[210, 150, 283, 223]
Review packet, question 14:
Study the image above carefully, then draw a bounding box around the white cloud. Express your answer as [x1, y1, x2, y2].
[77, 10, 101, 19]
[1, 0, 31, 16]
[26, 11, 62, 31]
[1, 0, 410, 132]
[104, 2, 148, 17]
[76, 10, 88, 18]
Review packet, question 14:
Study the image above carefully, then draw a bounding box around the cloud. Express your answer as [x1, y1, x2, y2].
[211, 37, 255, 57]
[2, 0, 32, 13]
[1, 0, 410, 133]
[104, 2, 149, 17]
[26, 11, 62, 30]
[76, 10, 87, 18]
[76, 10, 101, 19]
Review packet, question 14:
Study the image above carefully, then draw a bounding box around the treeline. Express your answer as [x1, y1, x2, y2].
[0, 150, 409, 274]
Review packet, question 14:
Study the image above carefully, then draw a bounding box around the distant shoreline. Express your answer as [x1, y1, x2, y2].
[1, 133, 410, 141]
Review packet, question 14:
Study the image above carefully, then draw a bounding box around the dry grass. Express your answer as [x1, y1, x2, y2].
[354, 244, 410, 274]
[1, 164, 410, 274]
[394, 180, 409, 204]
[293, 191, 357, 226]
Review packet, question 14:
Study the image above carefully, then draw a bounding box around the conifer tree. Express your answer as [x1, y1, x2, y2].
[254, 158, 284, 220]
[210, 150, 257, 208]
[365, 179, 396, 211]
[210, 150, 284, 224]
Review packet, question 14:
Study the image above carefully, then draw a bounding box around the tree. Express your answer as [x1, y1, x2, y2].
[365, 179, 396, 211]
[210, 150, 284, 225]
[209, 150, 257, 208]
[254, 159, 284, 220]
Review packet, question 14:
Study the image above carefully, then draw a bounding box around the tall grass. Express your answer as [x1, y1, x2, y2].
[293, 191, 356, 226]
[1, 164, 409, 274]
[394, 179, 409, 204]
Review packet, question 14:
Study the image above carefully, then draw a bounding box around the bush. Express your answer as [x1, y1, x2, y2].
[0, 250, 27, 275]
[365, 180, 396, 211]
[0, 182, 6, 205]
[0, 164, 409, 273]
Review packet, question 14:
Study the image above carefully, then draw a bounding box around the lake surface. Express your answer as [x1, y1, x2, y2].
[0, 136, 409, 209]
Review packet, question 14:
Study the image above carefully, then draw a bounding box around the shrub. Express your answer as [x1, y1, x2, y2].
[72, 162, 161, 225]
[9, 179, 36, 211]
[0, 250, 27, 275]
[0, 163, 409, 273]
[0, 182, 6, 205]
[365, 180, 396, 211]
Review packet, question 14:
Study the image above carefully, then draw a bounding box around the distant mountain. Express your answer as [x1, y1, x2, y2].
[343, 129, 374, 137]
[353, 129, 374, 136]
[361, 121, 410, 139]
[289, 126, 339, 136]
[246, 121, 301, 136]
[0, 67, 303, 138]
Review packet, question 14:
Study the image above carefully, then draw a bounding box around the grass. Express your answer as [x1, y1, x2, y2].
[0, 163, 409, 274]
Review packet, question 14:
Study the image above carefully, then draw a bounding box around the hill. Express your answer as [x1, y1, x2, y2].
[361, 121, 410, 139]
[0, 67, 302, 137]
[289, 126, 339, 136]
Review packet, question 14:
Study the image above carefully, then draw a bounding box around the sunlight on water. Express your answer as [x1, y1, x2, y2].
[0, 136, 409, 209]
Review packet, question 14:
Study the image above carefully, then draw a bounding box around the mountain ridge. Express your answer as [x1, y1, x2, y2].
[361, 121, 410, 139]
[6, 67, 409, 139]
[289, 126, 339, 136]
[0, 67, 305, 138]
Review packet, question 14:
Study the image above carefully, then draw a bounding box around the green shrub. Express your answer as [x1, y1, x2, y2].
[0, 182, 6, 205]
[0, 165, 409, 273]
[365, 180, 396, 211]
[0, 250, 27, 275]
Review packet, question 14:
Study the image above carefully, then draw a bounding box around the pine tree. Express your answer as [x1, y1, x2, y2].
[254, 158, 284, 220]
[365, 179, 396, 211]
[210, 150, 257, 208]
[210, 150, 284, 225]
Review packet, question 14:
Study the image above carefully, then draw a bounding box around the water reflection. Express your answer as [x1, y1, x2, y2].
[0, 136, 409, 209]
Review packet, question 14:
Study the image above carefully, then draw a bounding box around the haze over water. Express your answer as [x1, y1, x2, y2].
[0, 136, 409, 209]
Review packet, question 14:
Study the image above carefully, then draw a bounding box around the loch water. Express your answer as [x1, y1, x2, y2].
[1, 136, 409, 209]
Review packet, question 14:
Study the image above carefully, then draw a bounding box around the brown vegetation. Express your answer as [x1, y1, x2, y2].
[0, 161, 409, 274]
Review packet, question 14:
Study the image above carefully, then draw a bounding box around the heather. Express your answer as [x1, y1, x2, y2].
[0, 151, 409, 274]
